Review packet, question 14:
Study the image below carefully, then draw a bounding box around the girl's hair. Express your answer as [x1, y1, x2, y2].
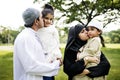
[100, 35, 105, 47]
[42, 4, 54, 18]
[44, 4, 54, 11]
[96, 29, 105, 47]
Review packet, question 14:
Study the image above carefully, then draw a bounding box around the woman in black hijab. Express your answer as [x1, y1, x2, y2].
[63, 24, 110, 80]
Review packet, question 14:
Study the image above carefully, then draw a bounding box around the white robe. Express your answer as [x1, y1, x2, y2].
[14, 28, 60, 80]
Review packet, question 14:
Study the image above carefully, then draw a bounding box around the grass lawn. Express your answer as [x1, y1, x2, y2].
[0, 50, 13, 80]
[0, 44, 120, 80]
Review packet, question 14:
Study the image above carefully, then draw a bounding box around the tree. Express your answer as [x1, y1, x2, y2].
[34, 0, 120, 46]
[103, 29, 120, 43]
[0, 26, 19, 44]
[0, 26, 8, 43]
[34, 0, 120, 27]
[109, 29, 120, 43]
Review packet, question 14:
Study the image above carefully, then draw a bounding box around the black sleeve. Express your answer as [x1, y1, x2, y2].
[63, 50, 86, 77]
[87, 52, 111, 78]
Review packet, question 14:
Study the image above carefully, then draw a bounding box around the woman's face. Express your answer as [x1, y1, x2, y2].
[43, 13, 54, 27]
[78, 28, 89, 41]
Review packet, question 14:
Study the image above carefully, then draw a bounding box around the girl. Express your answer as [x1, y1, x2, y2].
[37, 4, 62, 80]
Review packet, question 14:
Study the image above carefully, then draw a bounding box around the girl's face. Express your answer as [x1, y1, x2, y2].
[78, 28, 89, 41]
[87, 26, 101, 38]
[43, 13, 54, 27]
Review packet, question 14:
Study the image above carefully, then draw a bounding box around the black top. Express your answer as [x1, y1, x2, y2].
[63, 49, 86, 80]
[87, 53, 111, 78]
[63, 50, 110, 80]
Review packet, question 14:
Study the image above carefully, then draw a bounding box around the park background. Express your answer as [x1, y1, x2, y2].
[0, 0, 120, 80]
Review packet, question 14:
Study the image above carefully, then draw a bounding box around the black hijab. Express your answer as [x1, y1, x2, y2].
[65, 24, 87, 52]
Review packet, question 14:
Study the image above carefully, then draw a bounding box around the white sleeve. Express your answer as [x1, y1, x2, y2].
[15, 37, 60, 76]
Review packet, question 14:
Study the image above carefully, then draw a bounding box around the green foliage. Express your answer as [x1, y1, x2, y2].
[35, 0, 120, 27]
[58, 27, 69, 43]
[34, 0, 120, 43]
[0, 26, 20, 44]
[103, 29, 120, 43]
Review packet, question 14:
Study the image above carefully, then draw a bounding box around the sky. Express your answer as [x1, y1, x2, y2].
[0, 0, 120, 32]
[0, 0, 44, 30]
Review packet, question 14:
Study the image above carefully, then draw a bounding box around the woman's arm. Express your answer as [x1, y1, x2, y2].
[63, 50, 86, 77]
[86, 52, 111, 78]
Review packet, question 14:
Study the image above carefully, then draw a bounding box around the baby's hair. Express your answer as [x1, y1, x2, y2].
[42, 4, 54, 18]
[44, 4, 54, 11]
